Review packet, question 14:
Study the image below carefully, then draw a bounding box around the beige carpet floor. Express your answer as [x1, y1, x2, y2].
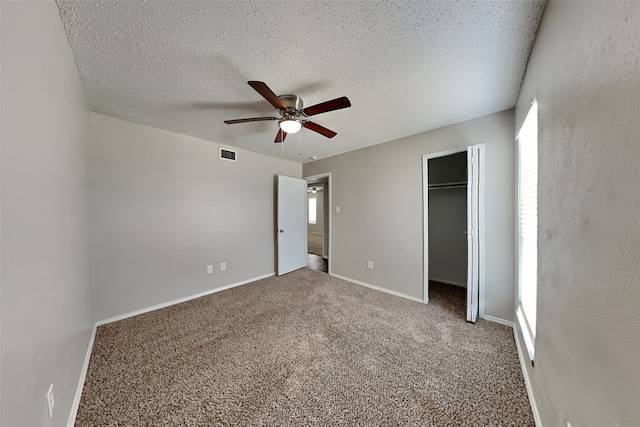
[76, 269, 533, 426]
[307, 233, 323, 256]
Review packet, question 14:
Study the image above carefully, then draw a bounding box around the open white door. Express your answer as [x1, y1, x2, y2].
[277, 175, 308, 275]
[466, 146, 480, 322]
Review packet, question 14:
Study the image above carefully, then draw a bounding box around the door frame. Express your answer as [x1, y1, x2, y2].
[303, 172, 332, 275]
[422, 144, 486, 321]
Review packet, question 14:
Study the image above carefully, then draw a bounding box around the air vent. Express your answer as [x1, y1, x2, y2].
[219, 148, 237, 162]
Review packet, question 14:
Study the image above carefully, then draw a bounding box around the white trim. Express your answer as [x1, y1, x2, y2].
[67, 324, 97, 427]
[422, 154, 430, 303]
[516, 305, 536, 361]
[422, 148, 470, 303]
[479, 314, 514, 328]
[327, 174, 332, 264]
[96, 273, 275, 326]
[423, 144, 486, 317]
[331, 273, 424, 303]
[478, 144, 486, 318]
[514, 322, 543, 427]
[428, 277, 466, 288]
[303, 172, 332, 272]
[307, 232, 323, 235]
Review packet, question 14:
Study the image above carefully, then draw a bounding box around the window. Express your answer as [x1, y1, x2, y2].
[309, 196, 317, 224]
[516, 100, 538, 362]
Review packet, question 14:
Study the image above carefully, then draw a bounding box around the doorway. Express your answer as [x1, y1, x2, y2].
[423, 144, 484, 322]
[305, 173, 331, 274]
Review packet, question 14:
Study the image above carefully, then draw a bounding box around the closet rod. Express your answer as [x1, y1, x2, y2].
[428, 181, 467, 190]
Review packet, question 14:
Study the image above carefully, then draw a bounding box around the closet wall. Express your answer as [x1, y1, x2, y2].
[428, 152, 468, 287]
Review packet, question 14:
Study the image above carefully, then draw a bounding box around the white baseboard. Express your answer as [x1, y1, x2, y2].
[331, 273, 424, 303]
[429, 277, 467, 288]
[96, 273, 275, 326]
[67, 323, 97, 427]
[479, 314, 514, 328]
[514, 322, 543, 427]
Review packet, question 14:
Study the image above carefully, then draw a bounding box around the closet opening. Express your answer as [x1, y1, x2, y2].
[423, 145, 484, 323]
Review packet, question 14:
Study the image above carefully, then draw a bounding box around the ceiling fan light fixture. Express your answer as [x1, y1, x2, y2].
[279, 118, 301, 134]
[224, 81, 350, 143]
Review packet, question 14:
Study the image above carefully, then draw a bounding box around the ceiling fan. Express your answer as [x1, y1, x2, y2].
[224, 81, 351, 143]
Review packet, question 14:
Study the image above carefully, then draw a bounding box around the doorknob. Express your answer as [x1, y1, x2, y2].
[279, 229, 284, 233]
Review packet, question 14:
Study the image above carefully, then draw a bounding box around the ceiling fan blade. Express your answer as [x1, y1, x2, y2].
[302, 121, 337, 138]
[275, 129, 287, 143]
[301, 96, 351, 117]
[224, 116, 278, 124]
[248, 81, 288, 111]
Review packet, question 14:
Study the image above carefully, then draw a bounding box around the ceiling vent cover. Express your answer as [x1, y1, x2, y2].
[220, 148, 237, 162]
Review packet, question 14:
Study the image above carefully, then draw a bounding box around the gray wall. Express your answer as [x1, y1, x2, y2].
[1, 2, 93, 426]
[304, 110, 515, 321]
[514, 1, 640, 425]
[428, 188, 467, 287]
[90, 114, 301, 321]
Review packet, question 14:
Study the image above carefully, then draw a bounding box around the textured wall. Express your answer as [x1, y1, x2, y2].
[90, 114, 301, 321]
[1, 2, 93, 426]
[514, 1, 640, 425]
[304, 110, 515, 321]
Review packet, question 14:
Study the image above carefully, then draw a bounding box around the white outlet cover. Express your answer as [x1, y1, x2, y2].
[367, 261, 374, 270]
[335, 206, 340, 213]
[220, 262, 226, 271]
[206, 265, 213, 274]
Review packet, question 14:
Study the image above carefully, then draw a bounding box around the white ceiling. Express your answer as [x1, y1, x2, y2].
[56, 1, 545, 163]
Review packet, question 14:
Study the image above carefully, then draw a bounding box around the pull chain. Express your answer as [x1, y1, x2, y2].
[298, 128, 302, 156]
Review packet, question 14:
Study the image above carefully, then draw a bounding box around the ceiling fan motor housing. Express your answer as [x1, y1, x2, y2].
[278, 94, 303, 112]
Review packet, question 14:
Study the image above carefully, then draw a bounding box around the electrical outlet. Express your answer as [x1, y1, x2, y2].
[220, 262, 226, 271]
[46, 384, 55, 418]
[206, 265, 213, 274]
[367, 261, 374, 270]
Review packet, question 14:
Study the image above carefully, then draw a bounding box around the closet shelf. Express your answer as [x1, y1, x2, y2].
[428, 181, 467, 190]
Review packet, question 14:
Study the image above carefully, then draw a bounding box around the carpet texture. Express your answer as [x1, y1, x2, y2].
[76, 269, 533, 426]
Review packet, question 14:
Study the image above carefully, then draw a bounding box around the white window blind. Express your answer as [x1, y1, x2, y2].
[516, 100, 538, 362]
[309, 197, 317, 224]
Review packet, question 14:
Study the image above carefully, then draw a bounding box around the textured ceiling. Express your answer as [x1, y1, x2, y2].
[56, 1, 546, 163]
